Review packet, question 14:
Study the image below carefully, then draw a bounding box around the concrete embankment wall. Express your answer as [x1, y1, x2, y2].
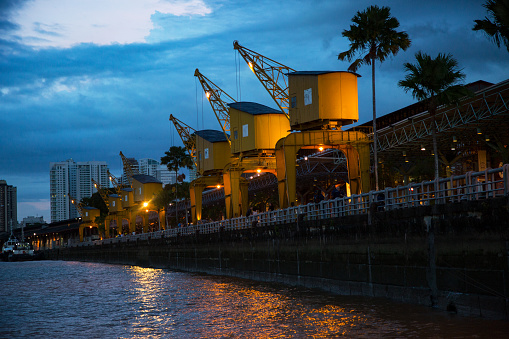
[45, 197, 509, 320]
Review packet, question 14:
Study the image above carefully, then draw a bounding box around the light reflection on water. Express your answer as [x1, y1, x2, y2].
[0, 261, 508, 338]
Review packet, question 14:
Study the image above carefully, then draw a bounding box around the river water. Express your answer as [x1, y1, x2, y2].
[0, 261, 508, 338]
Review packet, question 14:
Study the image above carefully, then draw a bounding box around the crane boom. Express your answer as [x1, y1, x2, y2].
[91, 178, 110, 208]
[107, 170, 123, 195]
[233, 40, 295, 120]
[194, 68, 235, 144]
[69, 194, 84, 217]
[119, 151, 139, 188]
[169, 114, 198, 168]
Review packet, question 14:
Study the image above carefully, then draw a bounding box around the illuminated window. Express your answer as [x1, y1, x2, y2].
[204, 148, 209, 159]
[242, 124, 248, 137]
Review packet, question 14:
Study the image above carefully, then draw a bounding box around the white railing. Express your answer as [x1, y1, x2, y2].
[76, 164, 509, 248]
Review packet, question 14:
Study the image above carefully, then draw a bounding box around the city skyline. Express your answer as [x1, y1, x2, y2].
[1, 0, 508, 221]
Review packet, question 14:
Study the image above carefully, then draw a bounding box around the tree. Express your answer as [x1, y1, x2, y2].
[160, 146, 194, 224]
[473, 0, 509, 52]
[398, 52, 471, 180]
[338, 5, 411, 191]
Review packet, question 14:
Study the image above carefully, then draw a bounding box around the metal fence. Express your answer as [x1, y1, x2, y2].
[78, 164, 509, 247]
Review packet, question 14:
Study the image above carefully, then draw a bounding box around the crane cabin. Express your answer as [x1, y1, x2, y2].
[195, 130, 231, 175]
[131, 174, 163, 204]
[288, 71, 360, 131]
[228, 102, 290, 155]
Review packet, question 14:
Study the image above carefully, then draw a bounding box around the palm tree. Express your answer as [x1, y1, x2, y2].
[161, 146, 194, 225]
[339, 5, 411, 191]
[473, 0, 509, 52]
[398, 52, 470, 180]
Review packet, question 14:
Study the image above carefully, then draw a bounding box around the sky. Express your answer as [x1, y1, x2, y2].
[1, 0, 508, 223]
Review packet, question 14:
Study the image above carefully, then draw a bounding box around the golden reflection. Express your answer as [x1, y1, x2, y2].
[126, 267, 175, 330]
[196, 279, 368, 338]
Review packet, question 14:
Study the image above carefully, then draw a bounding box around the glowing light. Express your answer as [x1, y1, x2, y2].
[248, 62, 253, 69]
[318, 146, 324, 151]
[143, 202, 149, 207]
[206, 91, 211, 99]
[304, 156, 308, 161]
[420, 144, 425, 151]
[216, 184, 221, 189]
[256, 169, 261, 174]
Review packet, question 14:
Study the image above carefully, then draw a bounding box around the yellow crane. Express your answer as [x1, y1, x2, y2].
[119, 151, 140, 188]
[194, 68, 236, 145]
[234, 41, 370, 207]
[91, 178, 110, 209]
[233, 40, 295, 120]
[169, 114, 198, 169]
[69, 194, 100, 241]
[107, 170, 123, 196]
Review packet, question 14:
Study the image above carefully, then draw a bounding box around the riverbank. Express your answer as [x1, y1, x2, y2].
[44, 196, 509, 320]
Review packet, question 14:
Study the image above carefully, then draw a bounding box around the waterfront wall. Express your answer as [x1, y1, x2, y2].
[45, 197, 509, 320]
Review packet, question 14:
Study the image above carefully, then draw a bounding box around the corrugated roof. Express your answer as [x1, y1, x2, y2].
[195, 130, 229, 143]
[132, 174, 162, 184]
[288, 71, 361, 77]
[228, 102, 282, 115]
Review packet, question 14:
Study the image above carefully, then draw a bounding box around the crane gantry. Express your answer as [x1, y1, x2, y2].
[233, 40, 295, 120]
[194, 68, 235, 145]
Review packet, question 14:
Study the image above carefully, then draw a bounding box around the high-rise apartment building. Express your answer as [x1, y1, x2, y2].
[50, 159, 109, 223]
[0, 180, 17, 233]
[139, 158, 159, 177]
[123, 158, 174, 187]
[156, 165, 175, 187]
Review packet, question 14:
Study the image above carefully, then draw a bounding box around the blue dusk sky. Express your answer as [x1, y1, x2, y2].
[1, 0, 508, 223]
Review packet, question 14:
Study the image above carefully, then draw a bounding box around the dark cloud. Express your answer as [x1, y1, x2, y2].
[0, 0, 32, 32]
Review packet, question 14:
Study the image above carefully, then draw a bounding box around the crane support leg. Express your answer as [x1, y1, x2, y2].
[190, 183, 204, 224]
[275, 130, 371, 208]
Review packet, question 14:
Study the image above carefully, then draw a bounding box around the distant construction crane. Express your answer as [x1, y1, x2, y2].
[194, 68, 236, 144]
[233, 40, 295, 120]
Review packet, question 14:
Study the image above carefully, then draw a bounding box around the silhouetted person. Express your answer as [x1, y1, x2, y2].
[314, 190, 324, 204]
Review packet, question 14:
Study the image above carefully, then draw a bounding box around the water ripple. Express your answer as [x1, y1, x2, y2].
[1, 261, 508, 338]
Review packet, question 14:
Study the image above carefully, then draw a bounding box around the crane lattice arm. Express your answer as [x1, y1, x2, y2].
[69, 194, 84, 218]
[233, 40, 296, 120]
[91, 178, 110, 208]
[107, 170, 123, 195]
[169, 114, 198, 168]
[119, 151, 139, 187]
[194, 68, 235, 144]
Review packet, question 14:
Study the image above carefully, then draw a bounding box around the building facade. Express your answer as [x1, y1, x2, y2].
[125, 158, 175, 187]
[0, 180, 17, 233]
[50, 159, 109, 223]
